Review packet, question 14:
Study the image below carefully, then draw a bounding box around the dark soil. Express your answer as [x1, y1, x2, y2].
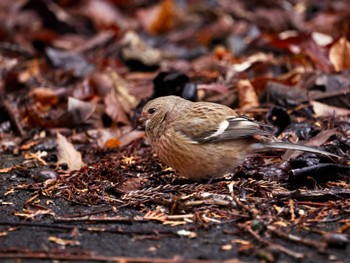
[0, 0, 350, 262]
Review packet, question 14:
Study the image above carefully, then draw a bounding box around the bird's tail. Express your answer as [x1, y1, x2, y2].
[251, 141, 340, 159]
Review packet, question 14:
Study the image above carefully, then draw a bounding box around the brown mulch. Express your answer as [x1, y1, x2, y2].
[0, 0, 350, 262]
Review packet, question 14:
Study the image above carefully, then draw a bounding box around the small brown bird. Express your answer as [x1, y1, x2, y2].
[140, 96, 337, 181]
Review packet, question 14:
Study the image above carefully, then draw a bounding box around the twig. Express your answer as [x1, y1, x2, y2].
[273, 188, 350, 201]
[0, 221, 174, 235]
[240, 223, 305, 260]
[55, 215, 145, 223]
[0, 250, 237, 263]
[267, 225, 327, 250]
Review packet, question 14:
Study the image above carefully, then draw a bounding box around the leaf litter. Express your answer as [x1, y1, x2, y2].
[0, 0, 350, 262]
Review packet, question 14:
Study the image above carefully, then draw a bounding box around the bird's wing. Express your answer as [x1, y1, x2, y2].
[174, 103, 270, 144]
[190, 116, 270, 143]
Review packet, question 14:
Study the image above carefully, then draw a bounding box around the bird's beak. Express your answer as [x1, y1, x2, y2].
[137, 116, 146, 131]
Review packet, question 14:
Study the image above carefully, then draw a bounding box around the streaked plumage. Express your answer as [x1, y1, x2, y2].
[140, 96, 337, 180]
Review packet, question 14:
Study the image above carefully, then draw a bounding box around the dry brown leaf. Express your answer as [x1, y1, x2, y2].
[120, 31, 162, 66]
[311, 100, 350, 117]
[282, 128, 338, 160]
[0, 166, 17, 173]
[137, 0, 175, 35]
[85, 0, 135, 30]
[67, 97, 96, 125]
[20, 140, 40, 150]
[119, 130, 145, 147]
[104, 71, 140, 125]
[230, 53, 272, 73]
[29, 87, 59, 106]
[110, 72, 139, 109]
[18, 59, 41, 83]
[104, 89, 131, 125]
[197, 15, 234, 46]
[237, 79, 259, 109]
[197, 83, 229, 94]
[57, 133, 84, 171]
[329, 37, 350, 72]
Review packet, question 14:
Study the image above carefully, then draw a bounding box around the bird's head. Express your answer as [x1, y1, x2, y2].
[139, 96, 188, 136]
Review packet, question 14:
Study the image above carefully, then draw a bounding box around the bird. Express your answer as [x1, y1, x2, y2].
[139, 95, 338, 181]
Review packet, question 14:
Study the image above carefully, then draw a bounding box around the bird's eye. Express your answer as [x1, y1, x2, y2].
[147, 108, 156, 114]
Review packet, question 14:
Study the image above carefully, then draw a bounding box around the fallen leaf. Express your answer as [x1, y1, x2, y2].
[137, 0, 176, 35]
[85, 0, 135, 30]
[311, 100, 350, 117]
[67, 97, 96, 125]
[104, 89, 131, 125]
[18, 59, 41, 83]
[45, 47, 94, 77]
[231, 53, 272, 72]
[0, 166, 17, 173]
[197, 83, 229, 94]
[282, 128, 338, 160]
[120, 31, 162, 66]
[20, 140, 40, 150]
[237, 79, 259, 109]
[197, 15, 234, 45]
[56, 133, 84, 171]
[29, 87, 59, 106]
[119, 130, 145, 147]
[329, 37, 350, 72]
[311, 32, 333, 46]
[111, 71, 139, 109]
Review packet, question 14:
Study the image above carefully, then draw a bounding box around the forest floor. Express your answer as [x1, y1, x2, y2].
[1, 0, 350, 262]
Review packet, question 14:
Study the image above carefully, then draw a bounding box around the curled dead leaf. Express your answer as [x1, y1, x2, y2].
[329, 37, 350, 72]
[57, 133, 84, 171]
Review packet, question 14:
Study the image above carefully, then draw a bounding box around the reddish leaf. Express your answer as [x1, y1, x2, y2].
[137, 0, 176, 35]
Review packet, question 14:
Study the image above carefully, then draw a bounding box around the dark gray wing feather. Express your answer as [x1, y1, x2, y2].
[189, 116, 270, 143]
